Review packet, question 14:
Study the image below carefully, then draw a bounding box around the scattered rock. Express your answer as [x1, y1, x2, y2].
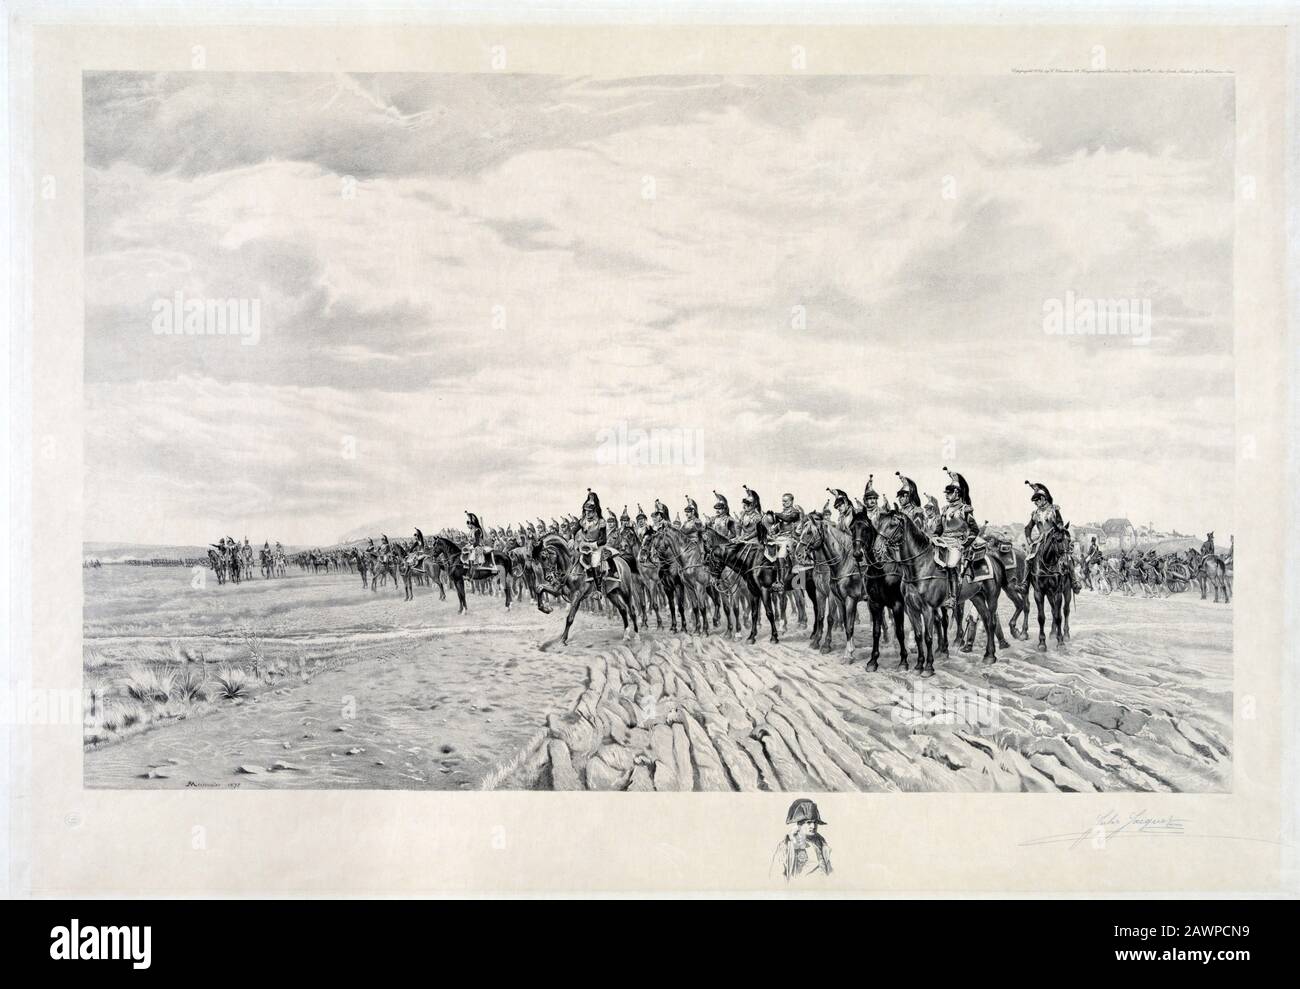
[236, 765, 265, 775]
[547, 739, 582, 791]
[585, 743, 634, 791]
[346, 747, 364, 755]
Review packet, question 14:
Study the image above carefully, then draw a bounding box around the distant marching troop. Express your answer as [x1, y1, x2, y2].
[196, 470, 1233, 678]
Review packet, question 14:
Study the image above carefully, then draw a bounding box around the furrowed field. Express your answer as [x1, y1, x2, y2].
[83, 564, 1232, 792]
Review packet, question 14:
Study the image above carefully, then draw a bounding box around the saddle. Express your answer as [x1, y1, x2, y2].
[987, 537, 1017, 568]
[577, 540, 618, 572]
[460, 546, 487, 567]
[934, 536, 994, 582]
[762, 536, 793, 563]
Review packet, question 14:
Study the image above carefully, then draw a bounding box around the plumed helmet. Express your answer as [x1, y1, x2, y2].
[943, 467, 971, 506]
[636, 503, 647, 521]
[684, 495, 699, 516]
[582, 488, 601, 516]
[785, 798, 827, 826]
[1024, 480, 1053, 504]
[826, 487, 851, 511]
[863, 474, 879, 504]
[742, 485, 760, 511]
[653, 498, 669, 520]
[924, 493, 940, 514]
[895, 472, 920, 506]
[620, 505, 631, 523]
[713, 490, 729, 514]
[606, 509, 618, 525]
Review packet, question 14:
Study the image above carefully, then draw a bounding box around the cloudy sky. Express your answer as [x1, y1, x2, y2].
[83, 71, 1234, 545]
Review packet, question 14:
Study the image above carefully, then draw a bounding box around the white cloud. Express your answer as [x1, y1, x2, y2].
[83, 73, 1235, 543]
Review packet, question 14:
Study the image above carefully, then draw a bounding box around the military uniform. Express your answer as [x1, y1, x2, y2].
[1024, 483, 1076, 590]
[922, 494, 940, 533]
[933, 469, 978, 598]
[681, 497, 706, 538]
[575, 489, 614, 577]
[894, 473, 927, 529]
[1023, 480, 1065, 586]
[463, 514, 486, 565]
[733, 487, 765, 543]
[862, 476, 881, 525]
[710, 491, 737, 538]
[827, 487, 854, 533]
[650, 499, 670, 532]
[775, 496, 804, 535]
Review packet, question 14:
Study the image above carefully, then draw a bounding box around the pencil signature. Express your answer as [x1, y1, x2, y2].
[1022, 809, 1189, 849]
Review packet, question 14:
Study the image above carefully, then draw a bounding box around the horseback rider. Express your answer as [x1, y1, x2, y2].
[923, 493, 940, 530]
[672, 513, 682, 530]
[681, 496, 706, 539]
[1023, 481, 1064, 588]
[827, 487, 854, 533]
[1085, 535, 1103, 568]
[710, 491, 737, 538]
[895, 473, 927, 529]
[634, 504, 650, 539]
[651, 499, 670, 532]
[619, 506, 632, 533]
[935, 468, 979, 602]
[732, 487, 767, 549]
[576, 488, 622, 581]
[862, 476, 881, 524]
[464, 512, 486, 565]
[776, 492, 804, 535]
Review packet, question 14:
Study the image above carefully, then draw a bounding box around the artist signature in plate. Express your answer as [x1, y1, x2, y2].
[1021, 809, 1189, 849]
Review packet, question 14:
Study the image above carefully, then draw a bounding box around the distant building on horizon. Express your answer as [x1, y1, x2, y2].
[1099, 517, 1136, 552]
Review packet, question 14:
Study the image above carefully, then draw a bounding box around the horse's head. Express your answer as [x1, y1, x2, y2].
[790, 514, 823, 563]
[1039, 520, 1070, 564]
[848, 510, 877, 561]
[874, 508, 905, 548]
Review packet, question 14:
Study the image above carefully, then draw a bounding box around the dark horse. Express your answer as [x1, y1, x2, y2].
[533, 534, 640, 645]
[793, 512, 873, 662]
[698, 528, 781, 644]
[643, 524, 714, 635]
[846, 511, 910, 671]
[1029, 521, 1072, 650]
[874, 508, 1003, 675]
[417, 532, 513, 613]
